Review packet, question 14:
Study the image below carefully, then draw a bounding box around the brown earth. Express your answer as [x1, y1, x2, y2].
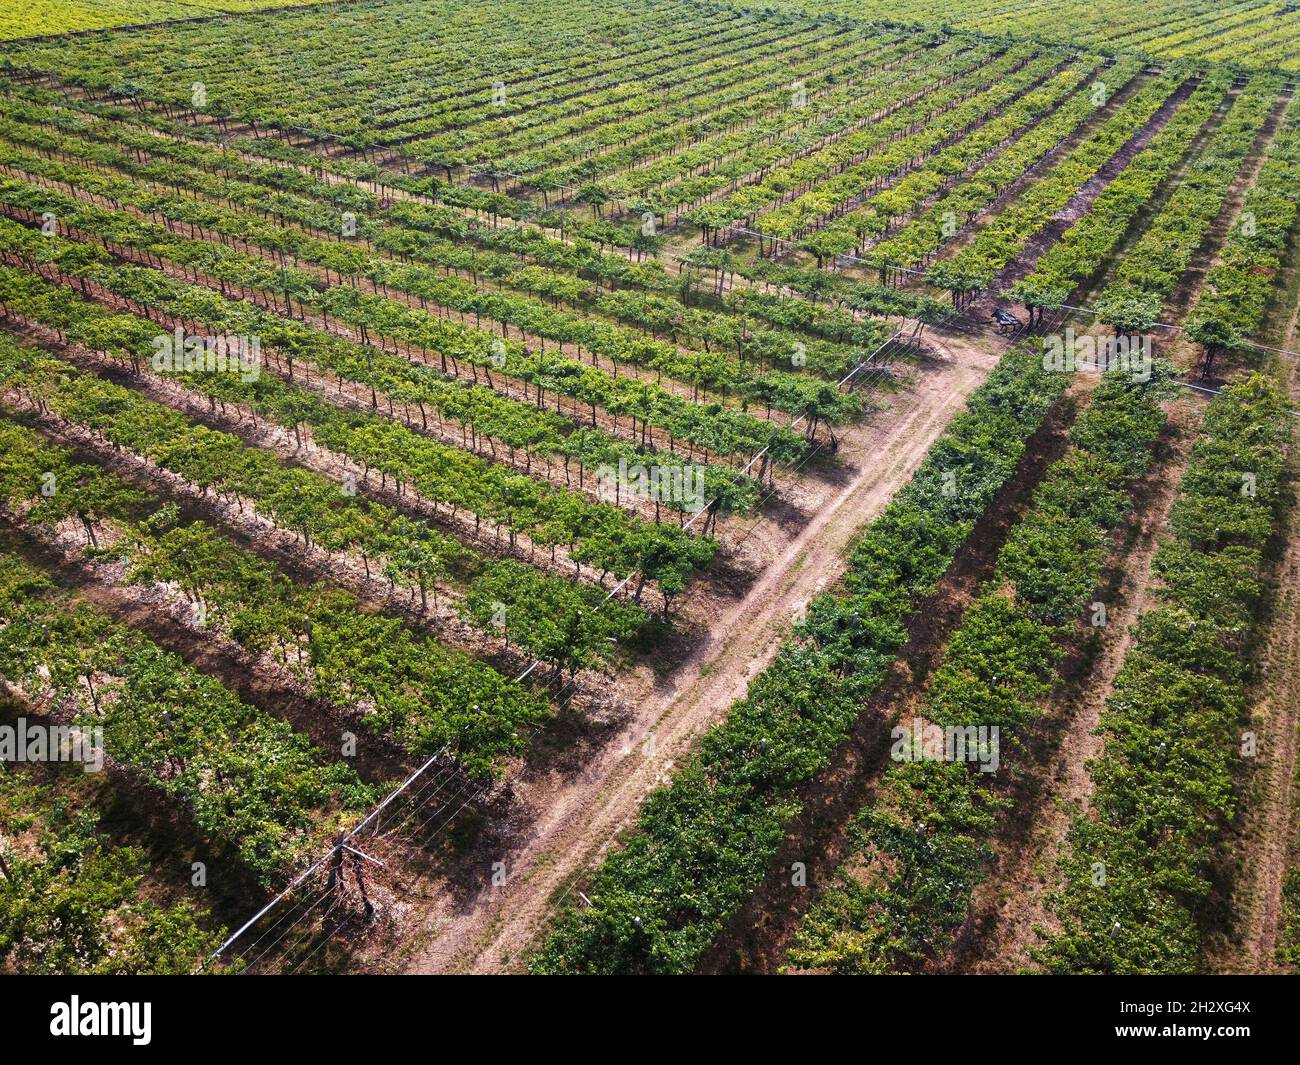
[391, 336, 1005, 973]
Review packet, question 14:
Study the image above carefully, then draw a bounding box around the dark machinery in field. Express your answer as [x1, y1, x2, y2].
[991, 306, 1024, 334]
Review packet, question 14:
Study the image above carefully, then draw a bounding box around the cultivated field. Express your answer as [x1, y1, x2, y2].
[0, 0, 1297, 984]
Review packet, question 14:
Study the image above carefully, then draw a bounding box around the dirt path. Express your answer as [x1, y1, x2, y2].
[396, 342, 1003, 973]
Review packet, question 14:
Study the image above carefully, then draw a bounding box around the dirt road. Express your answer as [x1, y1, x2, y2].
[400, 339, 1002, 973]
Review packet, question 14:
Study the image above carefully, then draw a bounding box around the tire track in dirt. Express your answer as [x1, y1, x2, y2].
[692, 84, 1207, 969]
[397, 342, 1004, 973]
[712, 78, 1198, 968]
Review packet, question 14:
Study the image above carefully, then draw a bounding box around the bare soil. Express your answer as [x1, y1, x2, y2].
[390, 338, 1006, 973]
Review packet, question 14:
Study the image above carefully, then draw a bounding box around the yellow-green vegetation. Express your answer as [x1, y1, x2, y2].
[0, 0, 335, 41]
